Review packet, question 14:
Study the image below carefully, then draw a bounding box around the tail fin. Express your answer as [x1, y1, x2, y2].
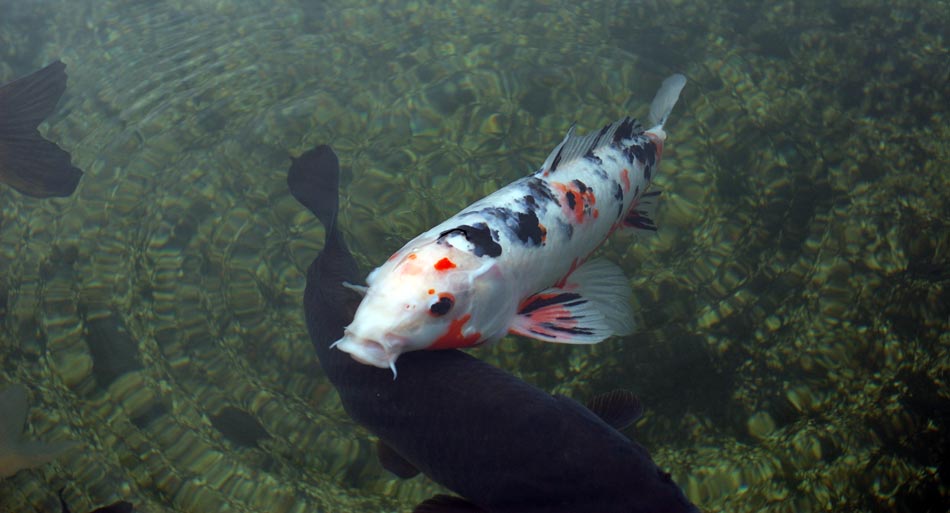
[287, 145, 341, 230]
[647, 73, 687, 130]
[0, 60, 83, 198]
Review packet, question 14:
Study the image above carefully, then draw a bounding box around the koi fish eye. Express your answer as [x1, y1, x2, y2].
[428, 292, 455, 317]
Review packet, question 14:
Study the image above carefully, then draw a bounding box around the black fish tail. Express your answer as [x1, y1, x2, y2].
[0, 60, 83, 198]
[287, 145, 341, 230]
[291, 145, 361, 359]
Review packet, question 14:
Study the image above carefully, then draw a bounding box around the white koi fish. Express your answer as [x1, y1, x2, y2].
[333, 74, 687, 377]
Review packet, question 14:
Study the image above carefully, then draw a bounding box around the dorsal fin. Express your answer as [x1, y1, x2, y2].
[539, 117, 643, 175]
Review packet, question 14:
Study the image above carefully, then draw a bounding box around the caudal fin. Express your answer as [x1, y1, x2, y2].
[287, 145, 341, 229]
[648, 73, 687, 129]
[0, 60, 83, 198]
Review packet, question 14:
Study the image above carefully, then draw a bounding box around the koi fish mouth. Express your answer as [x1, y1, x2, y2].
[331, 331, 404, 378]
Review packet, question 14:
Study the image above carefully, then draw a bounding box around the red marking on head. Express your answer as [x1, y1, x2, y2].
[430, 314, 482, 350]
[621, 168, 631, 192]
[407, 253, 417, 260]
[428, 289, 435, 295]
[434, 257, 456, 271]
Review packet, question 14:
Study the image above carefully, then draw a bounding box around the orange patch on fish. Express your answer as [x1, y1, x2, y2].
[434, 257, 456, 271]
[551, 181, 597, 223]
[430, 314, 482, 350]
[621, 168, 631, 192]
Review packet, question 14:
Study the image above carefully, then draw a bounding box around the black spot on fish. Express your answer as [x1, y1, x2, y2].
[572, 179, 588, 193]
[524, 177, 559, 206]
[468, 207, 545, 248]
[440, 223, 502, 258]
[624, 144, 646, 165]
[513, 210, 545, 246]
[614, 183, 624, 202]
[644, 141, 657, 167]
[644, 165, 652, 181]
[613, 118, 638, 144]
[584, 150, 602, 165]
[565, 191, 577, 210]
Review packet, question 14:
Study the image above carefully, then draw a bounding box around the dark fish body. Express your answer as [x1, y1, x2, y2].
[290, 146, 699, 513]
[0, 60, 83, 198]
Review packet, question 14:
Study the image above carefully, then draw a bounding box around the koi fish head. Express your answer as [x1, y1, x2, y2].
[332, 239, 511, 377]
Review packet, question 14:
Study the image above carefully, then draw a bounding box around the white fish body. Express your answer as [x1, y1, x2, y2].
[333, 74, 687, 376]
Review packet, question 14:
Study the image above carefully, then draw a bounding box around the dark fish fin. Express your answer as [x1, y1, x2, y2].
[0, 60, 67, 128]
[287, 145, 340, 229]
[539, 117, 644, 175]
[90, 501, 133, 513]
[377, 439, 420, 478]
[0, 60, 82, 198]
[412, 494, 487, 513]
[585, 389, 643, 431]
[622, 190, 661, 233]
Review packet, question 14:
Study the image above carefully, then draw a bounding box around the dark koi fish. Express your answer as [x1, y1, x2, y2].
[0, 60, 83, 198]
[289, 145, 699, 513]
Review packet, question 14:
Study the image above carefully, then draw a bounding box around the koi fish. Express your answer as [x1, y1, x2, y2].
[289, 144, 699, 513]
[0, 60, 83, 198]
[334, 74, 687, 376]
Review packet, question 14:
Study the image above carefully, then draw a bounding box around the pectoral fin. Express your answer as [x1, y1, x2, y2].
[509, 258, 634, 343]
[376, 440, 419, 478]
[585, 389, 644, 430]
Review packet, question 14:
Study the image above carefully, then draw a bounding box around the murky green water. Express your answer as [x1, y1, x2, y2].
[1, 0, 947, 512]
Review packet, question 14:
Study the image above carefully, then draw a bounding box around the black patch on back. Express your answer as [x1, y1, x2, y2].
[467, 207, 545, 248]
[584, 150, 603, 165]
[613, 118, 638, 143]
[614, 182, 624, 202]
[624, 144, 646, 165]
[524, 177, 559, 206]
[440, 223, 503, 258]
[572, 179, 588, 193]
[644, 165, 652, 181]
[513, 210, 545, 246]
[565, 191, 577, 210]
[644, 141, 657, 167]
